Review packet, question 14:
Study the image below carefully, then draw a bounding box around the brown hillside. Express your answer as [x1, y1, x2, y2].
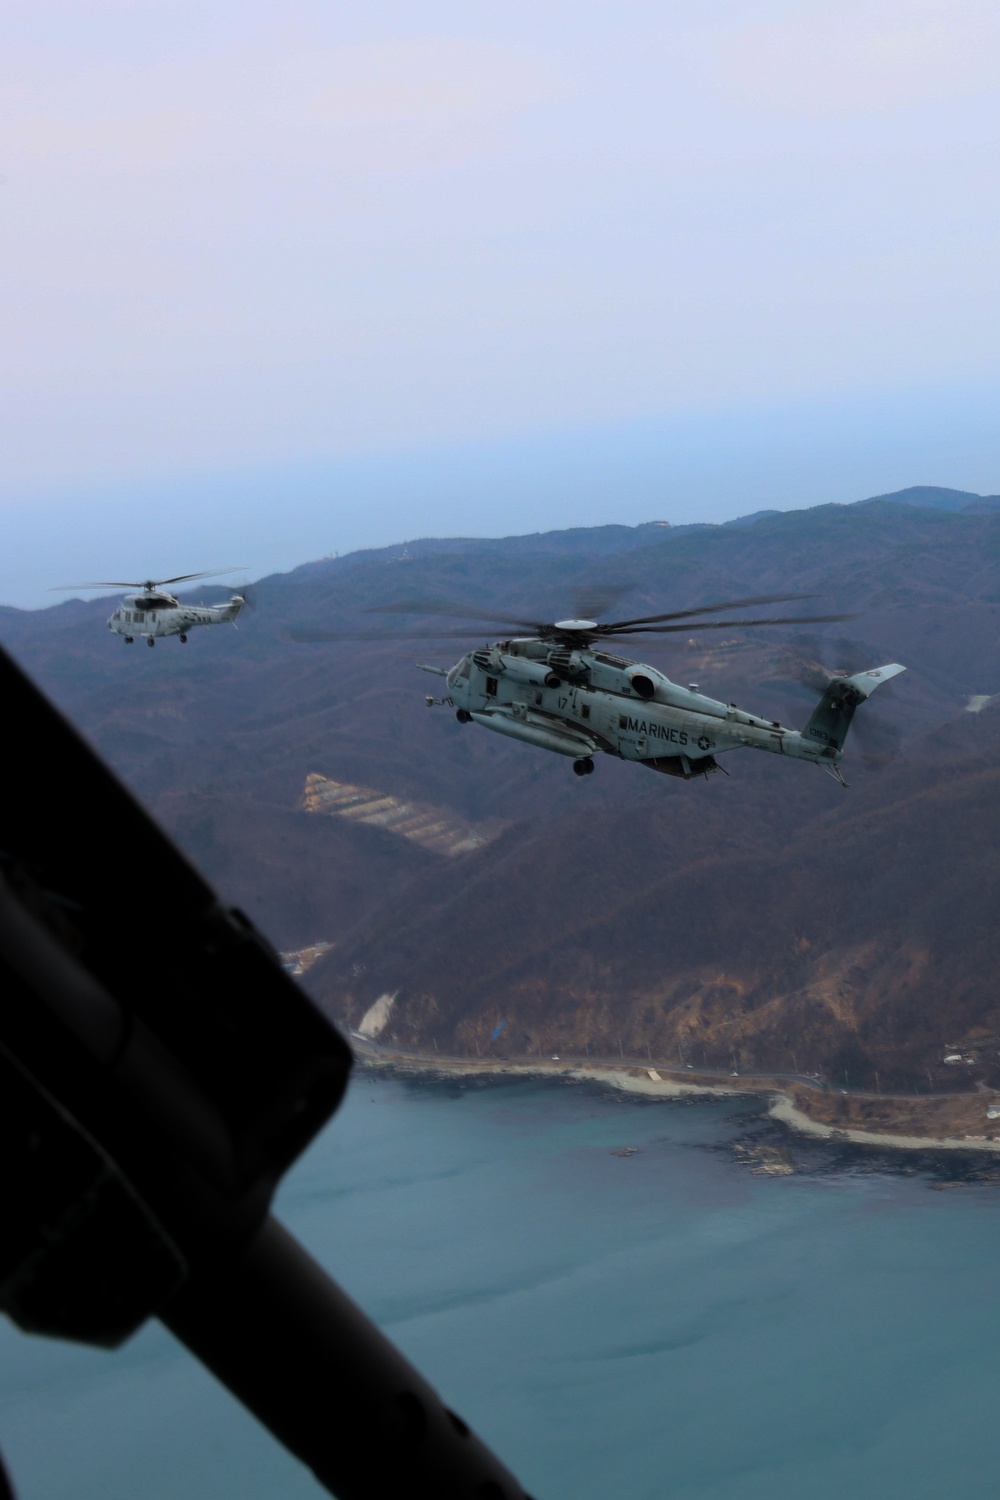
[4, 498, 1000, 1095]
[310, 702, 1000, 1092]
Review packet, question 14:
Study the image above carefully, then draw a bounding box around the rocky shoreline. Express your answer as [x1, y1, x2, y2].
[352, 1040, 1000, 1155]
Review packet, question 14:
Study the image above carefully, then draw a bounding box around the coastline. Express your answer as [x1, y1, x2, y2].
[765, 1093, 1000, 1154]
[353, 1041, 1000, 1154]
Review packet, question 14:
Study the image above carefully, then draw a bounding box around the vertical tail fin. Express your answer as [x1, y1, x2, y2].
[803, 663, 905, 754]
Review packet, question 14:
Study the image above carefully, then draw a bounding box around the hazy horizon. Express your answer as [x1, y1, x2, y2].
[6, 378, 1000, 609]
[3, 1, 999, 606]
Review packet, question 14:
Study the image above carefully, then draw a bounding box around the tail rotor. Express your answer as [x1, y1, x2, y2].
[782, 636, 905, 770]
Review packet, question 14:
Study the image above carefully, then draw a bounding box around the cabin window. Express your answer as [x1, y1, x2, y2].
[534, 691, 542, 705]
[619, 714, 628, 729]
[580, 704, 591, 720]
[485, 676, 498, 698]
[447, 658, 472, 689]
[135, 612, 144, 623]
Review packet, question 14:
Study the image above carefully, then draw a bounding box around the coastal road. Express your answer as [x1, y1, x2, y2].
[352, 1038, 829, 1093]
[352, 1040, 988, 1105]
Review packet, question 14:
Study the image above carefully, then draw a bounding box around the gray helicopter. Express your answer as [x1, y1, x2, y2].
[293, 593, 904, 784]
[57, 571, 249, 647]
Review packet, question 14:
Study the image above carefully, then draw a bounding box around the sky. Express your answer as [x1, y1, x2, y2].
[2, 0, 999, 606]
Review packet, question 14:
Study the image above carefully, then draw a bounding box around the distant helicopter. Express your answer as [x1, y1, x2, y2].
[58, 571, 249, 647]
[292, 593, 904, 784]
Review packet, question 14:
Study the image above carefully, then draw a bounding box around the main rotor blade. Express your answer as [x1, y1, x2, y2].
[287, 627, 484, 643]
[602, 612, 856, 636]
[570, 583, 636, 620]
[157, 568, 245, 586]
[50, 567, 244, 591]
[601, 593, 816, 630]
[370, 589, 639, 628]
[49, 581, 146, 591]
[365, 599, 544, 630]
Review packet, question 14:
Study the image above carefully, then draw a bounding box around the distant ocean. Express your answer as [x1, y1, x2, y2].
[3, 1075, 1000, 1500]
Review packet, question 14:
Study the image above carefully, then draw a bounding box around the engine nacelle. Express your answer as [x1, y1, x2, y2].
[627, 672, 656, 701]
[625, 665, 669, 701]
[545, 649, 591, 685]
[494, 654, 552, 688]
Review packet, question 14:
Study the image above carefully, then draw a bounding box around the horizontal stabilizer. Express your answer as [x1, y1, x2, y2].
[841, 663, 906, 699]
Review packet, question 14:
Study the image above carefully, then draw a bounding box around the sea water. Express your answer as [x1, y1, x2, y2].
[2, 1075, 1000, 1500]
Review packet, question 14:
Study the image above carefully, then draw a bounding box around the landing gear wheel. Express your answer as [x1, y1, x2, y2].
[573, 757, 595, 777]
[179, 634, 188, 643]
[124, 636, 133, 644]
[456, 709, 472, 724]
[146, 637, 155, 647]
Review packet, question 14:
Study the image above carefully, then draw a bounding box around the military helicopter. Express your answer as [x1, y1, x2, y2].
[292, 592, 904, 784]
[57, 571, 249, 647]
